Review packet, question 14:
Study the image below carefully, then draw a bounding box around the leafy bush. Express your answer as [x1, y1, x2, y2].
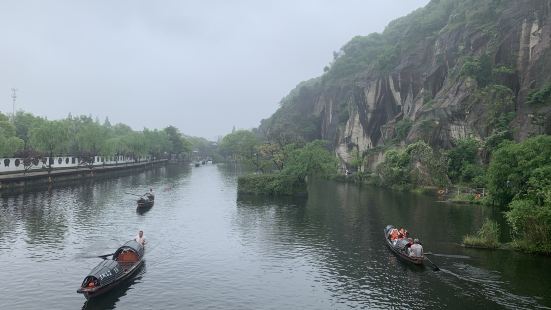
[487, 135, 551, 207]
[394, 119, 413, 141]
[463, 218, 500, 248]
[460, 55, 493, 87]
[526, 84, 551, 105]
[506, 198, 551, 255]
[377, 141, 449, 189]
[237, 174, 305, 196]
[237, 140, 337, 196]
[484, 136, 551, 255]
[447, 138, 480, 183]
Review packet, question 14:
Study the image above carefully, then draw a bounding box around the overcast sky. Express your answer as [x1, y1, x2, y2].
[0, 0, 429, 140]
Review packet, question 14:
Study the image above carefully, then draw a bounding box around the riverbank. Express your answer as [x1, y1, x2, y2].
[331, 173, 486, 204]
[0, 159, 168, 192]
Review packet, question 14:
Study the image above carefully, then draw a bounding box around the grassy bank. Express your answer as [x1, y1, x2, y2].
[237, 174, 307, 196]
[463, 219, 501, 249]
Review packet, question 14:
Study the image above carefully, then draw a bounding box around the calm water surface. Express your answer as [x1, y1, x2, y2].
[0, 164, 550, 309]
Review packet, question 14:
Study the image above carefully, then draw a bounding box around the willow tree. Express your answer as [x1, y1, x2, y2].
[29, 121, 69, 171]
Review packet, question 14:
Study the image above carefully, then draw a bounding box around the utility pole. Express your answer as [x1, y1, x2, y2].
[11, 88, 17, 123]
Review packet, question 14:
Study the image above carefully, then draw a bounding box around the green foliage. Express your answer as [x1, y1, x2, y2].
[506, 196, 551, 255]
[219, 130, 258, 161]
[14, 111, 44, 147]
[394, 119, 413, 141]
[259, 78, 322, 145]
[29, 121, 70, 156]
[0, 112, 24, 156]
[237, 140, 337, 196]
[282, 140, 338, 182]
[460, 54, 493, 87]
[486, 136, 551, 254]
[0, 136, 24, 157]
[526, 84, 551, 105]
[75, 122, 107, 154]
[463, 219, 500, 249]
[487, 135, 551, 207]
[164, 126, 192, 154]
[376, 141, 449, 189]
[447, 138, 483, 184]
[237, 174, 305, 196]
[376, 149, 410, 189]
[0, 110, 197, 160]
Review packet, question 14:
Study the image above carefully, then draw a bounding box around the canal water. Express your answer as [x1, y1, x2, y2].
[0, 164, 549, 309]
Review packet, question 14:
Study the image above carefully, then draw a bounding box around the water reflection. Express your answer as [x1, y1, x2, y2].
[0, 164, 549, 309]
[235, 179, 551, 309]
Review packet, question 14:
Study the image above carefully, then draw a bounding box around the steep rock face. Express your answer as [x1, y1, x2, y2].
[260, 0, 551, 168]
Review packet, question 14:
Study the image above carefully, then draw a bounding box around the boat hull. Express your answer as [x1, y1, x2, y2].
[78, 240, 145, 300]
[78, 260, 144, 299]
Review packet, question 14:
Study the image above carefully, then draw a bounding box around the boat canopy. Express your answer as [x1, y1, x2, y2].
[82, 260, 123, 286]
[114, 240, 144, 260]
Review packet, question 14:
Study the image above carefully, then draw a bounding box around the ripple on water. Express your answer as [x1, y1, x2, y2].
[0, 165, 549, 309]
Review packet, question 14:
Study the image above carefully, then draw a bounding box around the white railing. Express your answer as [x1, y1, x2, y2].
[0, 155, 154, 174]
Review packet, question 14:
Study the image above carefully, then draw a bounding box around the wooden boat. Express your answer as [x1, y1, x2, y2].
[137, 194, 154, 208]
[77, 240, 145, 299]
[384, 225, 424, 265]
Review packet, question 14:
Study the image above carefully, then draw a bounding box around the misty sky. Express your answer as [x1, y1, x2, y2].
[0, 0, 429, 140]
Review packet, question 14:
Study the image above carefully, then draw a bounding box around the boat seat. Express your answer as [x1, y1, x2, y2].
[115, 249, 139, 263]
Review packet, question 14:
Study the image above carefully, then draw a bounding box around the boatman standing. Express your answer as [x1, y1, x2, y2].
[146, 188, 154, 199]
[135, 230, 146, 246]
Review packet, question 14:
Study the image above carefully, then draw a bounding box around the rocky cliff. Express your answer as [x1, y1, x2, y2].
[258, 0, 551, 169]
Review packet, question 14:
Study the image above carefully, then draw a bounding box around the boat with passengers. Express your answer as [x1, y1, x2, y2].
[77, 240, 145, 299]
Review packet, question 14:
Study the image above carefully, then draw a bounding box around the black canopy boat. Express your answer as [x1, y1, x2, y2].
[137, 193, 154, 208]
[384, 225, 424, 266]
[77, 240, 145, 299]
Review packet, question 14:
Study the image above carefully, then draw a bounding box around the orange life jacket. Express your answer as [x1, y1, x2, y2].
[390, 229, 399, 240]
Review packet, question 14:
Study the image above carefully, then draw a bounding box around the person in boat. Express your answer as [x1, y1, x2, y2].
[408, 238, 423, 258]
[389, 228, 400, 241]
[398, 228, 409, 238]
[146, 188, 154, 199]
[135, 230, 146, 246]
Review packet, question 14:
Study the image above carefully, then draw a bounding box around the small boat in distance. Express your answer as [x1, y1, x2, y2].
[137, 193, 154, 208]
[384, 225, 424, 266]
[77, 240, 145, 299]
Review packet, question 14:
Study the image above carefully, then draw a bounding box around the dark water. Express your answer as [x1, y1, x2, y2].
[0, 164, 550, 309]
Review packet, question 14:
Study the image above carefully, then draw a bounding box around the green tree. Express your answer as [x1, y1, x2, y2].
[29, 121, 69, 170]
[447, 138, 482, 183]
[164, 126, 191, 154]
[144, 128, 170, 157]
[219, 130, 258, 161]
[487, 135, 551, 207]
[282, 140, 337, 181]
[75, 122, 107, 156]
[14, 111, 44, 148]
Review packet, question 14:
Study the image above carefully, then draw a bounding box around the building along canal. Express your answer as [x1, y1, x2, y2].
[0, 164, 549, 309]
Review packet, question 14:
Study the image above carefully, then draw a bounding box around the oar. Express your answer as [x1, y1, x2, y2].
[125, 192, 145, 197]
[98, 253, 114, 259]
[424, 255, 440, 271]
